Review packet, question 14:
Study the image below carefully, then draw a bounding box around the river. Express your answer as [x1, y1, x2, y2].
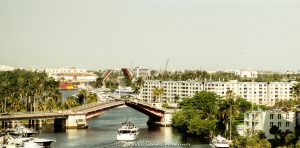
[37, 106, 211, 148]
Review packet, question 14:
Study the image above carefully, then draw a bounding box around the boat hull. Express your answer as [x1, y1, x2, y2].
[34, 140, 53, 147]
[117, 132, 139, 141]
[210, 143, 230, 148]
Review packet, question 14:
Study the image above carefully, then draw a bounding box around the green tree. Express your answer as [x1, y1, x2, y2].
[180, 91, 218, 117]
[269, 125, 281, 139]
[296, 138, 300, 148]
[172, 110, 188, 131]
[292, 83, 300, 100]
[64, 96, 79, 109]
[161, 103, 168, 109]
[152, 87, 164, 103]
[218, 90, 239, 140]
[232, 136, 247, 148]
[187, 116, 217, 136]
[233, 134, 271, 148]
[257, 131, 267, 139]
[235, 97, 252, 113]
[91, 77, 103, 88]
[86, 93, 98, 103]
[132, 77, 144, 95]
[285, 132, 297, 146]
[0, 70, 61, 113]
[173, 91, 219, 137]
[78, 89, 87, 105]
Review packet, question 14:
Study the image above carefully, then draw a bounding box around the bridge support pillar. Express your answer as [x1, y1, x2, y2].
[11, 120, 16, 128]
[54, 118, 66, 132]
[32, 120, 35, 128]
[161, 112, 172, 127]
[28, 120, 32, 128]
[147, 113, 172, 127]
[4, 121, 8, 128]
[66, 115, 87, 129]
[38, 119, 42, 129]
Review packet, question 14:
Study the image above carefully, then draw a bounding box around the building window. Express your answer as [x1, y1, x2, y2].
[286, 122, 289, 127]
[270, 114, 274, 119]
[286, 114, 289, 119]
[270, 122, 274, 127]
[278, 114, 281, 119]
[278, 122, 281, 127]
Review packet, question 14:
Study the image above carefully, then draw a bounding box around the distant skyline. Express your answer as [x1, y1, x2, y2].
[1, 0, 300, 71]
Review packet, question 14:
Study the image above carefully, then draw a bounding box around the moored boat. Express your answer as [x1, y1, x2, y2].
[210, 135, 230, 148]
[32, 138, 55, 147]
[11, 123, 37, 137]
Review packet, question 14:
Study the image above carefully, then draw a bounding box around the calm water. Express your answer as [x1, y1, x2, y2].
[37, 106, 210, 148]
[60, 90, 78, 102]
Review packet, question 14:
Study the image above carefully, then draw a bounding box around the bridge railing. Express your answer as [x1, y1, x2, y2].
[70, 100, 117, 111]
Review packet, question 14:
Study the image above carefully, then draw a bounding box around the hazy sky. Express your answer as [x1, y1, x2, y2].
[1, 0, 300, 71]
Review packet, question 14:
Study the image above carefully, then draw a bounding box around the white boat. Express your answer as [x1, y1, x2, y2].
[4, 134, 54, 147]
[210, 135, 230, 148]
[12, 123, 37, 137]
[117, 120, 139, 141]
[22, 140, 43, 148]
[32, 138, 55, 147]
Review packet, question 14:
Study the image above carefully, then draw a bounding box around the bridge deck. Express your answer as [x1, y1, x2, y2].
[0, 101, 125, 121]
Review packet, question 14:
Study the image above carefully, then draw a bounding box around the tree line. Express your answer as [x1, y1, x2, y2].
[172, 90, 300, 147]
[0, 69, 98, 113]
[149, 70, 300, 82]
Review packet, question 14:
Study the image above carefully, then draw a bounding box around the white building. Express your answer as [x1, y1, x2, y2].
[36, 67, 96, 83]
[225, 68, 258, 78]
[0, 65, 14, 71]
[140, 80, 297, 106]
[244, 109, 296, 139]
[52, 73, 97, 83]
[40, 67, 87, 76]
[131, 67, 150, 78]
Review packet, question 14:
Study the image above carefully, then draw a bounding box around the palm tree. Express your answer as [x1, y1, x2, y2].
[152, 87, 164, 103]
[174, 94, 180, 104]
[45, 97, 57, 111]
[37, 101, 45, 112]
[292, 83, 300, 100]
[78, 89, 88, 105]
[132, 77, 144, 94]
[64, 96, 79, 109]
[86, 93, 98, 103]
[0, 70, 62, 113]
[219, 90, 239, 140]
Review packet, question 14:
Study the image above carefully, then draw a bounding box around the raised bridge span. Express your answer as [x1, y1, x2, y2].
[0, 100, 171, 130]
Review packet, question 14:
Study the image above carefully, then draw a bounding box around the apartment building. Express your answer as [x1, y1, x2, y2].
[244, 110, 296, 139]
[140, 80, 297, 106]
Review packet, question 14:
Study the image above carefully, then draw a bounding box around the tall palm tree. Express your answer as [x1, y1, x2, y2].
[152, 87, 164, 103]
[219, 90, 239, 140]
[292, 83, 300, 100]
[132, 77, 145, 99]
